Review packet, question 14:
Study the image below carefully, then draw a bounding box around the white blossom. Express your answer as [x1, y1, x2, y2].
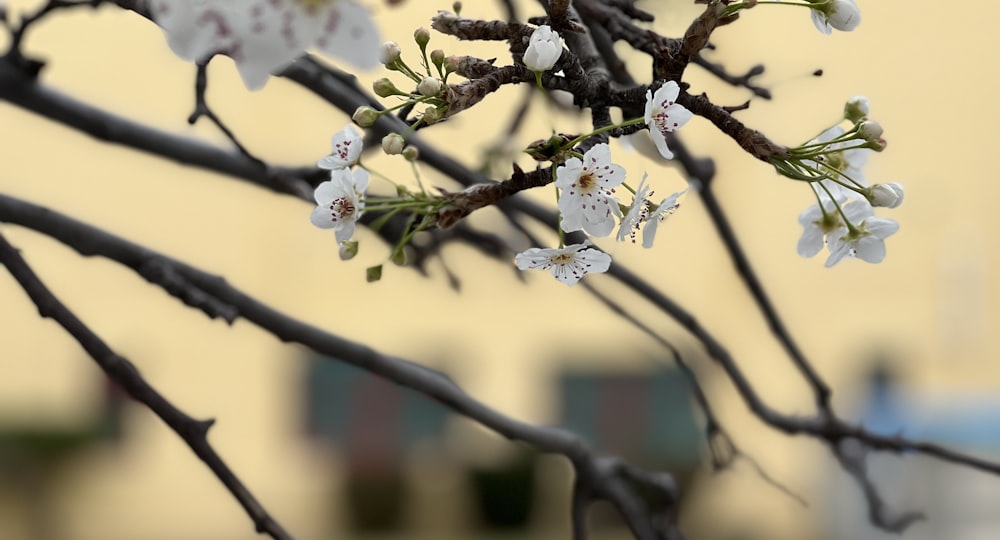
[317, 125, 363, 170]
[310, 168, 369, 243]
[555, 143, 626, 237]
[825, 201, 899, 267]
[810, 0, 861, 34]
[151, 0, 381, 90]
[644, 81, 693, 160]
[523, 25, 562, 72]
[514, 243, 612, 286]
[807, 125, 869, 200]
[796, 198, 845, 258]
[641, 189, 686, 249]
[617, 174, 653, 243]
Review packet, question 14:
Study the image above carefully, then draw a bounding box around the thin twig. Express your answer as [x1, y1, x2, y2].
[0, 193, 682, 540]
[0, 231, 293, 540]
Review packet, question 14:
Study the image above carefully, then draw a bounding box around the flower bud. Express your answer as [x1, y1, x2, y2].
[352, 106, 379, 127]
[372, 77, 403, 98]
[444, 55, 461, 73]
[390, 246, 412, 266]
[382, 133, 405, 155]
[859, 121, 886, 150]
[422, 107, 443, 125]
[430, 49, 445, 68]
[867, 182, 904, 209]
[417, 76, 443, 96]
[379, 41, 401, 65]
[452, 1, 461, 15]
[523, 25, 562, 72]
[402, 145, 420, 162]
[827, 0, 861, 32]
[414, 27, 430, 49]
[844, 95, 869, 122]
[339, 240, 359, 260]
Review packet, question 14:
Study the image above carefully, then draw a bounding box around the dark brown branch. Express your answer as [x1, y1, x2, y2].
[678, 91, 789, 161]
[0, 193, 680, 539]
[189, 61, 267, 168]
[0, 232, 293, 540]
[697, 175, 833, 412]
[693, 54, 771, 99]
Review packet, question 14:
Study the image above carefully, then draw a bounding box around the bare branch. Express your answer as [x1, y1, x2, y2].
[0, 231, 293, 540]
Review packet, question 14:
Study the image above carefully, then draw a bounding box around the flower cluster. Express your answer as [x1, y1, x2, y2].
[151, 0, 381, 90]
[310, 126, 369, 250]
[353, 28, 455, 129]
[512, 81, 695, 286]
[774, 97, 903, 266]
[516, 143, 688, 286]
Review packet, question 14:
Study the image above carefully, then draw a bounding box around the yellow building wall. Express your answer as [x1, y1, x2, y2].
[1, 1, 998, 539]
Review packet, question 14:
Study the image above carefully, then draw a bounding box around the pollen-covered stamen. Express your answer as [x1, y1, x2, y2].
[654, 110, 681, 135]
[328, 197, 356, 222]
[334, 140, 354, 160]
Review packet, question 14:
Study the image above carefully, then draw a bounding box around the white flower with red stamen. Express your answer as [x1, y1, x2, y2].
[644, 81, 693, 160]
[617, 174, 653, 244]
[555, 143, 626, 237]
[641, 188, 686, 249]
[151, 0, 381, 90]
[310, 167, 369, 243]
[317, 125, 363, 170]
[514, 243, 612, 286]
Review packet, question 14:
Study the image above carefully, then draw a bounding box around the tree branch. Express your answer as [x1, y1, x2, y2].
[0, 231, 293, 540]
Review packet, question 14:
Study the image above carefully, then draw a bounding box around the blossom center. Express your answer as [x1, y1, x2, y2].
[329, 197, 356, 222]
[552, 253, 573, 265]
[577, 171, 597, 192]
[653, 106, 679, 134]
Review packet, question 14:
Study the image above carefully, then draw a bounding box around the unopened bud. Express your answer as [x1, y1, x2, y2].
[452, 1, 461, 15]
[859, 121, 886, 151]
[339, 240, 359, 260]
[382, 133, 405, 155]
[373, 77, 403, 98]
[417, 76, 443, 96]
[379, 41, 401, 65]
[430, 49, 445, 68]
[844, 95, 869, 122]
[414, 27, 430, 49]
[402, 145, 419, 161]
[422, 107, 443, 125]
[867, 182, 904, 209]
[352, 106, 379, 127]
[390, 246, 411, 266]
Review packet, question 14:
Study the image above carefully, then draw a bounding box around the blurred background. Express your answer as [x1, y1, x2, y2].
[2, 0, 999, 539]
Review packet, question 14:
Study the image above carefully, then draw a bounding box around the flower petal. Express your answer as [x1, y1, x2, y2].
[852, 236, 886, 263]
[315, 1, 382, 69]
